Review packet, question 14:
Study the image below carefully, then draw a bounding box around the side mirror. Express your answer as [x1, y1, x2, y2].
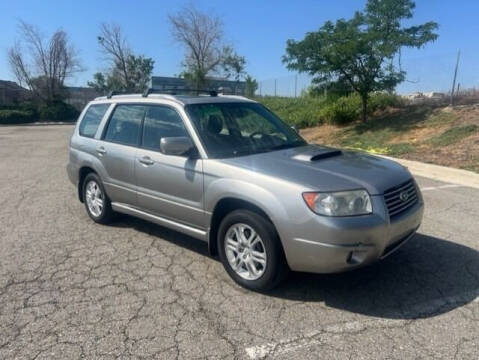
[291, 125, 299, 133]
[160, 137, 194, 156]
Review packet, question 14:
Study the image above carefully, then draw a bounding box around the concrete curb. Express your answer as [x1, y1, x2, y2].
[380, 155, 479, 189]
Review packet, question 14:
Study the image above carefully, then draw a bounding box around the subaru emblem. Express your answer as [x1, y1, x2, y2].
[399, 191, 409, 202]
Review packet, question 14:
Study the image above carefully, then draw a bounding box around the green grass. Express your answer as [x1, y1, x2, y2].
[256, 95, 327, 128]
[385, 143, 416, 156]
[423, 110, 458, 125]
[333, 106, 433, 155]
[256, 93, 405, 128]
[259, 95, 476, 160]
[330, 106, 465, 156]
[428, 125, 478, 147]
[463, 164, 479, 173]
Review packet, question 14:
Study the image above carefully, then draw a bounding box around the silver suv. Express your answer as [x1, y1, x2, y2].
[67, 91, 424, 290]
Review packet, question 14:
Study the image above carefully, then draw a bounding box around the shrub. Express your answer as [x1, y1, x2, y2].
[256, 96, 327, 128]
[256, 92, 405, 128]
[38, 101, 79, 121]
[0, 109, 36, 125]
[320, 95, 362, 125]
[369, 93, 405, 112]
[319, 93, 404, 126]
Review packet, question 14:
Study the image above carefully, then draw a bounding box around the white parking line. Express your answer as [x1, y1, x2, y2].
[244, 293, 478, 359]
[420, 184, 462, 192]
[244, 319, 408, 359]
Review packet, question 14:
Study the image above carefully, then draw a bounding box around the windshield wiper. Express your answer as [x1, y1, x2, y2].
[268, 142, 305, 152]
[225, 142, 305, 158]
[231, 148, 255, 157]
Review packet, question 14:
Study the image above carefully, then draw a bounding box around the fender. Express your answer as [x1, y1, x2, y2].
[205, 177, 295, 246]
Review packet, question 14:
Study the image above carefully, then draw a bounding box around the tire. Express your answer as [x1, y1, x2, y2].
[217, 209, 288, 291]
[82, 173, 114, 224]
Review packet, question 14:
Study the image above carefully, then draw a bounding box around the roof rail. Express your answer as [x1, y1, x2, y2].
[142, 88, 218, 97]
[217, 94, 250, 101]
[106, 90, 132, 99]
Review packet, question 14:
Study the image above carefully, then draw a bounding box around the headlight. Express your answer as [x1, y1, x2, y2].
[302, 190, 372, 216]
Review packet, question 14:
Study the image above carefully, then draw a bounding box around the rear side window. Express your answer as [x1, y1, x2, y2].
[142, 106, 189, 151]
[79, 104, 110, 138]
[103, 104, 145, 146]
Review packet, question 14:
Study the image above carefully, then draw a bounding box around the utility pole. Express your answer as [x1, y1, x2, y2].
[450, 50, 461, 106]
[274, 79, 277, 97]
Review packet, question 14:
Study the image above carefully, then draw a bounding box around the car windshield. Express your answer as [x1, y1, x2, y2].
[185, 102, 306, 158]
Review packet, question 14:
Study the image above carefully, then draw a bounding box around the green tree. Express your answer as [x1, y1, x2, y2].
[87, 72, 108, 94]
[245, 75, 258, 98]
[222, 46, 246, 81]
[88, 23, 154, 93]
[283, 0, 438, 122]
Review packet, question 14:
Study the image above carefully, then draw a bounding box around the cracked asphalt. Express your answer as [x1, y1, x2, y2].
[0, 125, 478, 359]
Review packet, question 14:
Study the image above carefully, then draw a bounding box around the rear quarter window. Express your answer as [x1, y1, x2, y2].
[79, 104, 110, 138]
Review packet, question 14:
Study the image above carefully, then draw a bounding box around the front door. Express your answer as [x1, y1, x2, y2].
[135, 105, 204, 229]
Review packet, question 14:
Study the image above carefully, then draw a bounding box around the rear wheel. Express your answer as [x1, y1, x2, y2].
[218, 209, 288, 291]
[83, 173, 114, 224]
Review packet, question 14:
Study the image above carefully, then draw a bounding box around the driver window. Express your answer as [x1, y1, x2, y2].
[142, 106, 189, 151]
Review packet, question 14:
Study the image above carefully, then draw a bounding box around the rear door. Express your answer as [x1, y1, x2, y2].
[96, 104, 145, 206]
[135, 104, 205, 229]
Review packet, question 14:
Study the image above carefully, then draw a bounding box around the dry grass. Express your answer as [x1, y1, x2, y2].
[300, 104, 479, 173]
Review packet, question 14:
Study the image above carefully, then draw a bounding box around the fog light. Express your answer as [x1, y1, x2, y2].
[346, 250, 368, 265]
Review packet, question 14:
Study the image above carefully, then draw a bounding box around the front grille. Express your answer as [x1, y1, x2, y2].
[384, 179, 418, 218]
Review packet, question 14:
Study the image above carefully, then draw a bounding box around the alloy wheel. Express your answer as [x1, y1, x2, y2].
[224, 223, 267, 280]
[85, 180, 104, 217]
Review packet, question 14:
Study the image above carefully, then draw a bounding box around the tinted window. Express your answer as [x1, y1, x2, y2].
[103, 105, 145, 146]
[142, 106, 188, 151]
[79, 104, 110, 138]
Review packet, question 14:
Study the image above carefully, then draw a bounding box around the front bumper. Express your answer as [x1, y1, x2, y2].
[281, 196, 424, 273]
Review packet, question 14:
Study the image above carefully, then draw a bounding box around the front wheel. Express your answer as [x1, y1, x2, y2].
[218, 210, 288, 291]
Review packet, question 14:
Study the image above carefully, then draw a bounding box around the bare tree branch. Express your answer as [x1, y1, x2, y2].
[7, 20, 83, 103]
[97, 23, 131, 86]
[169, 5, 225, 87]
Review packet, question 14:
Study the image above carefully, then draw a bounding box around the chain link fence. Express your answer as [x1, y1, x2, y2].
[256, 50, 477, 100]
[257, 74, 313, 97]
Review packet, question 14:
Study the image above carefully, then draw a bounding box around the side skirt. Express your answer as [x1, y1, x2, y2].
[111, 202, 208, 242]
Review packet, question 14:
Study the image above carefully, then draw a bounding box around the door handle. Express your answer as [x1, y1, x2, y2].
[138, 156, 154, 166]
[96, 146, 107, 155]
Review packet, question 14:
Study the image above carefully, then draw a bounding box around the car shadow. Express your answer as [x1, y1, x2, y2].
[108, 215, 478, 320]
[109, 213, 211, 257]
[268, 233, 479, 319]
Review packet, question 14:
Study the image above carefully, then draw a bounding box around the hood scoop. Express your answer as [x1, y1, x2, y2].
[292, 149, 342, 162]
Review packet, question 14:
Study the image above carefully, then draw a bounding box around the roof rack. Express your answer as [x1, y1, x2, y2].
[142, 88, 218, 98]
[104, 88, 236, 100]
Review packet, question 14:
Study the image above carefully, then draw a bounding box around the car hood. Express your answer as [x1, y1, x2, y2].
[219, 144, 411, 195]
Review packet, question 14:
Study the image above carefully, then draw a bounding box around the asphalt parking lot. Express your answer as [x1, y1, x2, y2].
[0, 125, 478, 359]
